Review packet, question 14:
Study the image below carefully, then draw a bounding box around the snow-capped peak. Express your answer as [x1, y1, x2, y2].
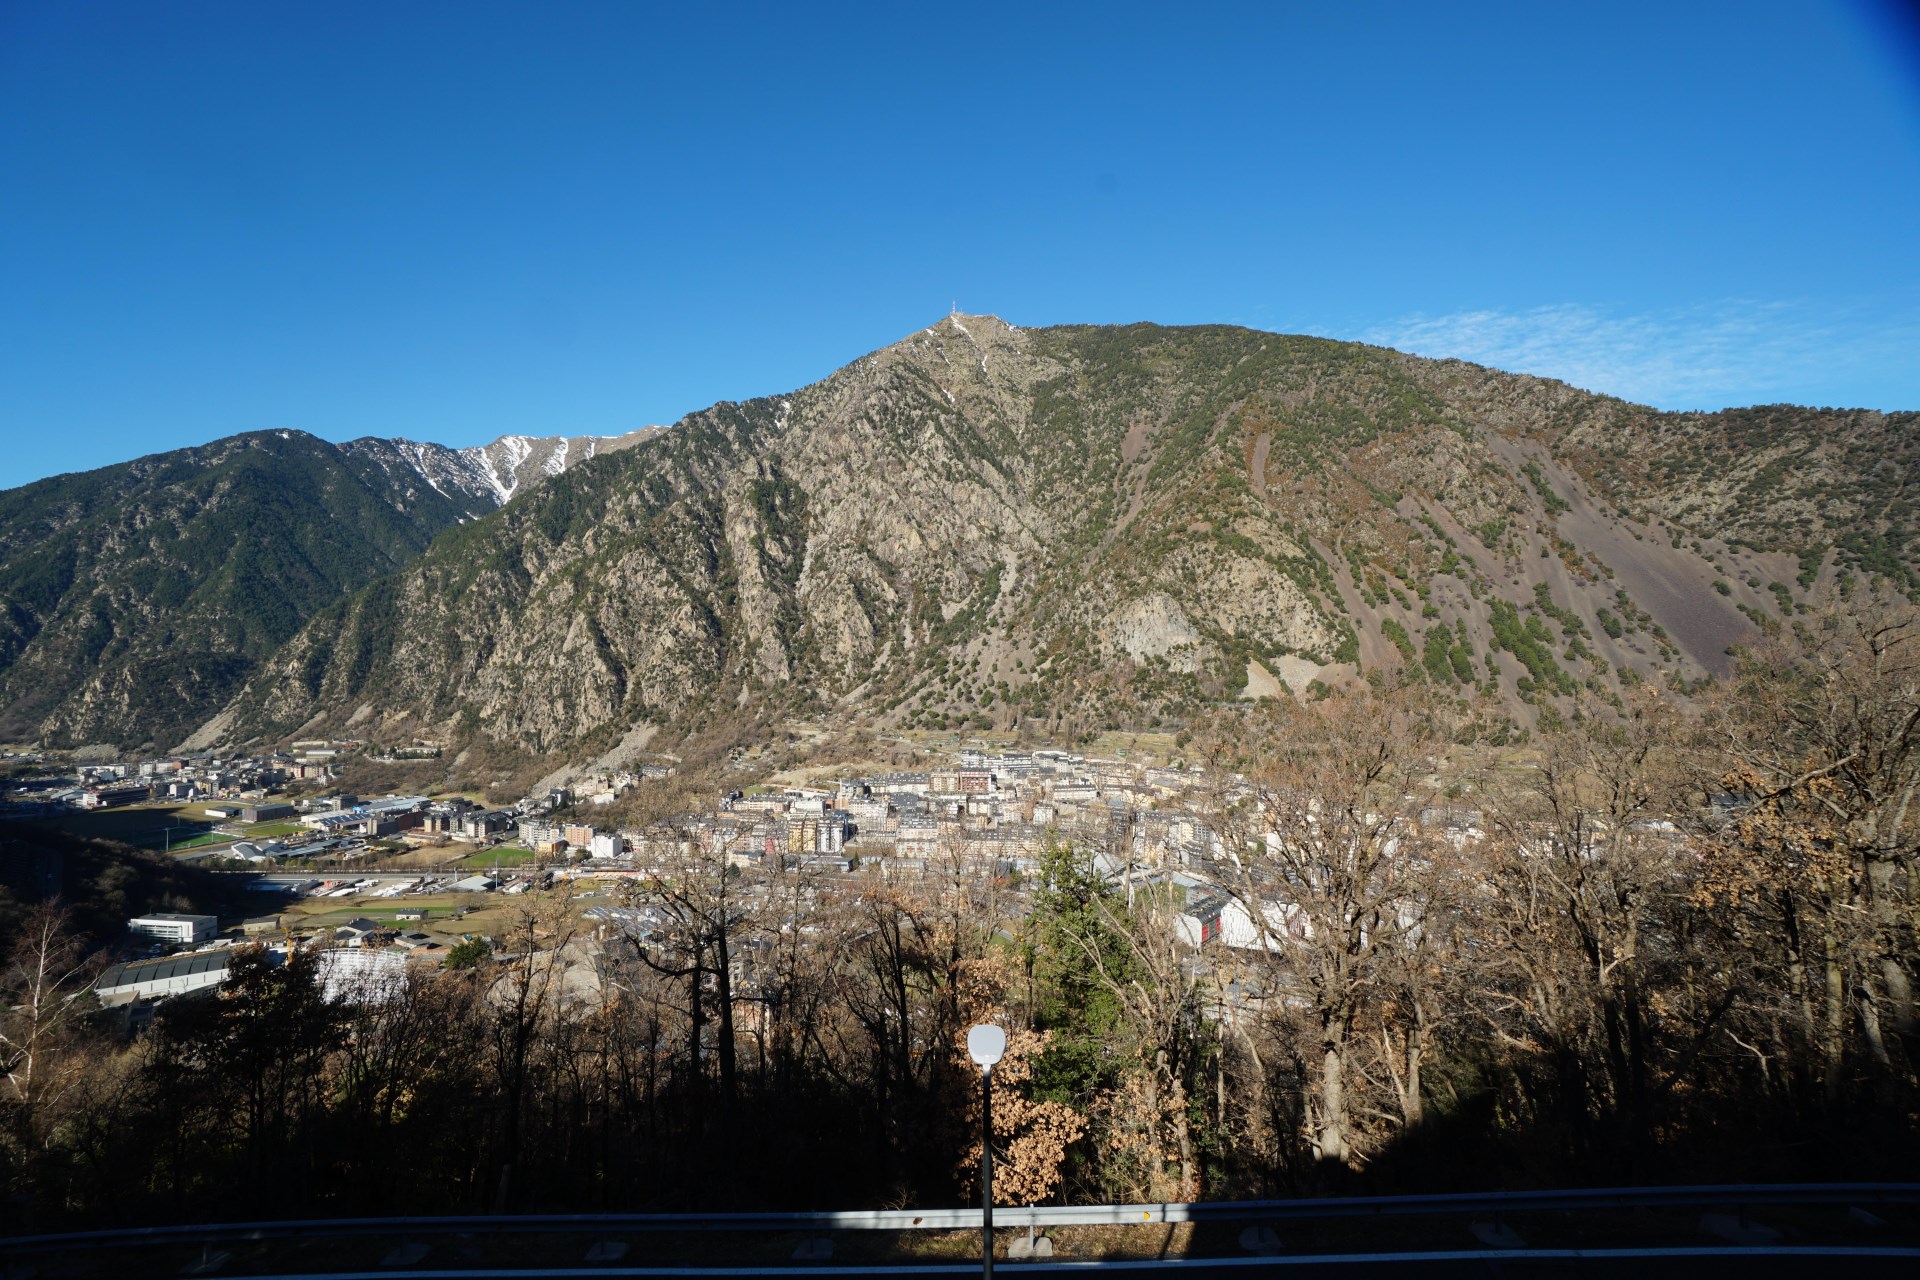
[349, 426, 669, 514]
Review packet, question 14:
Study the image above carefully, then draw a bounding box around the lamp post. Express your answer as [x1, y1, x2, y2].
[966, 1023, 1007, 1279]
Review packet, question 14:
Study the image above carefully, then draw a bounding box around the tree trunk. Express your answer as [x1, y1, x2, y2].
[1402, 1034, 1424, 1129]
[1883, 958, 1916, 1042]
[1858, 978, 1893, 1069]
[1215, 1045, 1231, 1152]
[1822, 941, 1847, 1103]
[685, 966, 706, 1135]
[715, 926, 738, 1117]
[1867, 851, 1917, 1040]
[1317, 1043, 1350, 1167]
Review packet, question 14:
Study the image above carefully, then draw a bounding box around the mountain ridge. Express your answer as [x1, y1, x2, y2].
[0, 424, 662, 748]
[4, 314, 1910, 757]
[209, 314, 1920, 771]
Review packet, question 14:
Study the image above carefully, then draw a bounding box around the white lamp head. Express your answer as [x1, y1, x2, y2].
[966, 1022, 1007, 1068]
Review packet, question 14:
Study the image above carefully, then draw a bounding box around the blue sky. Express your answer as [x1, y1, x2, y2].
[3, 1, 1918, 488]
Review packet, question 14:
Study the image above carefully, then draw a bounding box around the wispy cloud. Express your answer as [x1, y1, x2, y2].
[1357, 300, 1919, 410]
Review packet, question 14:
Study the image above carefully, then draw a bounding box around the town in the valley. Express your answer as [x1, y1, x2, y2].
[8, 734, 1484, 1015]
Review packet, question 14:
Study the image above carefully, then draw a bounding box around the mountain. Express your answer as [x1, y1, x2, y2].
[216, 315, 1918, 765]
[0, 426, 659, 749]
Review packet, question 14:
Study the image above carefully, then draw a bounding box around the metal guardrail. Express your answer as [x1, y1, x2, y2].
[181, 1250, 1920, 1279]
[3, 1182, 1916, 1254]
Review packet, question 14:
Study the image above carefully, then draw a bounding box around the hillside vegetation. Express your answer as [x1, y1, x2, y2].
[0, 431, 504, 749]
[0, 427, 655, 750]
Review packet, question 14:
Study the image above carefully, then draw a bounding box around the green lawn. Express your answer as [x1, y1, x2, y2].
[164, 831, 232, 851]
[36, 803, 203, 842]
[458, 845, 539, 867]
[240, 820, 307, 838]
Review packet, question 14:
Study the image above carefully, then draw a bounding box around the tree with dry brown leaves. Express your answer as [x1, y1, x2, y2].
[1698, 587, 1920, 1101]
[1190, 683, 1463, 1174]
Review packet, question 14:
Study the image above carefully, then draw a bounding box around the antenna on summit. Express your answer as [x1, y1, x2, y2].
[950, 299, 957, 318]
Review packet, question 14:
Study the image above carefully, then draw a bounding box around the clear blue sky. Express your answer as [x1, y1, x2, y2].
[4, 1, 1918, 488]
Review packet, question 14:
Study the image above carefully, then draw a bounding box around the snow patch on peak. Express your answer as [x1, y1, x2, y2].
[342, 435, 506, 512]
[356, 426, 664, 515]
[391, 440, 452, 496]
[477, 435, 537, 503]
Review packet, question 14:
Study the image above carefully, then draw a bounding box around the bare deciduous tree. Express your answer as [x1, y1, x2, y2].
[1198, 686, 1452, 1170]
[0, 904, 98, 1149]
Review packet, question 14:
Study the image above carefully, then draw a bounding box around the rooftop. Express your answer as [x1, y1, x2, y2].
[96, 950, 231, 990]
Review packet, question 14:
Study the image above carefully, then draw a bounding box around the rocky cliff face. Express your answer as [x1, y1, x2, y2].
[0, 425, 664, 749]
[217, 316, 1920, 763]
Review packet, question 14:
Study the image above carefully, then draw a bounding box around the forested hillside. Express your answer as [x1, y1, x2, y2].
[0, 431, 500, 748]
[0, 426, 656, 750]
[0, 822, 241, 944]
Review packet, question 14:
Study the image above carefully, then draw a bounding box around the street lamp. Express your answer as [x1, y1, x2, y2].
[966, 1023, 1007, 1279]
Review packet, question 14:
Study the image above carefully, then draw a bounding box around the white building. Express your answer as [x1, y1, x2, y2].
[1220, 897, 1308, 951]
[127, 913, 218, 946]
[315, 948, 408, 1004]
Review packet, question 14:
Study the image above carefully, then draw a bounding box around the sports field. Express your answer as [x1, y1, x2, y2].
[36, 803, 235, 851]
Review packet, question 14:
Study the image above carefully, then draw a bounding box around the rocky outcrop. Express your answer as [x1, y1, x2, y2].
[1109, 594, 1203, 671]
